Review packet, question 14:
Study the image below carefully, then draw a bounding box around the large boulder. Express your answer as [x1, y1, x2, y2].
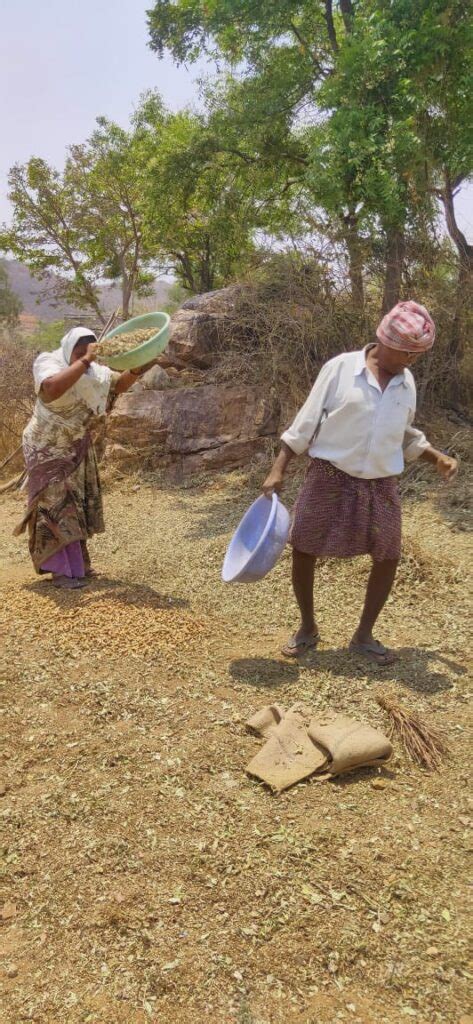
[158, 287, 240, 370]
[108, 383, 280, 475]
[130, 364, 172, 391]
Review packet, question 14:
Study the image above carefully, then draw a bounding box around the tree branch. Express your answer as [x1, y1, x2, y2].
[221, 147, 258, 165]
[289, 21, 329, 77]
[440, 171, 473, 265]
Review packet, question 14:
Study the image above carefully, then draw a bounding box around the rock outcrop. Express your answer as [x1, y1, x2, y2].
[108, 288, 280, 476]
[157, 287, 238, 370]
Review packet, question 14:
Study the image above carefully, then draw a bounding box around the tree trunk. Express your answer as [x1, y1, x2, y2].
[198, 235, 214, 293]
[176, 252, 198, 293]
[120, 260, 132, 320]
[121, 280, 132, 320]
[440, 173, 473, 366]
[339, 0, 354, 32]
[342, 211, 365, 312]
[382, 227, 405, 313]
[72, 269, 105, 324]
[324, 0, 339, 51]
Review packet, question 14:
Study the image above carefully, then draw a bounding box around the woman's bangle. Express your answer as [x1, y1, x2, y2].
[129, 367, 142, 376]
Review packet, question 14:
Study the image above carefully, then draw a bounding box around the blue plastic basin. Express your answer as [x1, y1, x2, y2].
[222, 494, 291, 583]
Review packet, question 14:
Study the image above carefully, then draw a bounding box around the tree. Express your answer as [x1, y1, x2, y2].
[0, 158, 105, 321]
[136, 96, 263, 292]
[417, 0, 473, 363]
[0, 112, 162, 322]
[147, 0, 472, 313]
[68, 113, 161, 318]
[0, 262, 22, 325]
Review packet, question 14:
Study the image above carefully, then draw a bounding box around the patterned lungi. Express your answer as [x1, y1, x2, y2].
[290, 458, 401, 562]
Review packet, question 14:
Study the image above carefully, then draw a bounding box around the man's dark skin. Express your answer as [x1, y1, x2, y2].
[262, 341, 458, 664]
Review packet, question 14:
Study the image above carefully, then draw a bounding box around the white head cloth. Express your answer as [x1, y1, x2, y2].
[33, 326, 114, 415]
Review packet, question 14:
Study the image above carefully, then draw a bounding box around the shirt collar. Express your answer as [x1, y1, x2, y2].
[355, 346, 409, 389]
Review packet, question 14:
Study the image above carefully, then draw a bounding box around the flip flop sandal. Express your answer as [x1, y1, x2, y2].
[349, 639, 398, 666]
[281, 633, 320, 658]
[84, 568, 100, 578]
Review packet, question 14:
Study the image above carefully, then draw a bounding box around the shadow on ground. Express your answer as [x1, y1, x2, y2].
[230, 657, 300, 687]
[229, 647, 465, 695]
[183, 495, 253, 541]
[25, 575, 189, 611]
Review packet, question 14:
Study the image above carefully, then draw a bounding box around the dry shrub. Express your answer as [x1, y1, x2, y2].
[400, 423, 472, 531]
[0, 328, 35, 476]
[212, 256, 367, 423]
[210, 254, 472, 423]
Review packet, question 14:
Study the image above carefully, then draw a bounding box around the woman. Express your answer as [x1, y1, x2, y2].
[262, 301, 458, 664]
[16, 326, 151, 589]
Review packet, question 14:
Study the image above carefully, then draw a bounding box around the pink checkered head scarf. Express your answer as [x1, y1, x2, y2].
[376, 300, 435, 353]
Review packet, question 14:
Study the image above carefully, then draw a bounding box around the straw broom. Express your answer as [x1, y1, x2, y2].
[375, 690, 449, 771]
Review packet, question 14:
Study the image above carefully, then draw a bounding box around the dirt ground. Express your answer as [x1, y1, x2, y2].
[0, 466, 471, 1024]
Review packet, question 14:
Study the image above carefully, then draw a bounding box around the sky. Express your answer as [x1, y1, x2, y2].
[0, 0, 209, 222]
[1, 0, 472, 241]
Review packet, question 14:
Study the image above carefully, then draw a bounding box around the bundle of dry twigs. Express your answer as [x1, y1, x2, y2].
[376, 690, 449, 771]
[97, 308, 120, 342]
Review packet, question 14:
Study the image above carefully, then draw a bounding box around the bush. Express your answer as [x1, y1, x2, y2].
[0, 328, 35, 473]
[212, 254, 472, 421]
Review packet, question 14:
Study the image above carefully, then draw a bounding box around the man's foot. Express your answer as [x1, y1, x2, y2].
[52, 575, 87, 590]
[281, 629, 320, 658]
[349, 634, 398, 665]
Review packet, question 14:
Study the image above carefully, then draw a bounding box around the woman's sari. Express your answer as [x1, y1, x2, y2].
[15, 328, 119, 572]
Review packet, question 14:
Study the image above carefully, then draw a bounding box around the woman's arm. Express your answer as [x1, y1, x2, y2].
[114, 361, 158, 395]
[40, 342, 97, 402]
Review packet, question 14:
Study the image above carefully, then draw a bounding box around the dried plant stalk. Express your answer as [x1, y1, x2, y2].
[376, 690, 449, 771]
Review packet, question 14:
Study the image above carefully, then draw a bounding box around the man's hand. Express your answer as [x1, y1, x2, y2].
[262, 443, 296, 497]
[262, 469, 285, 497]
[436, 453, 458, 483]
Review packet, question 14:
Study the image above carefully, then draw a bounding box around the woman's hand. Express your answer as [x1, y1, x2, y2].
[84, 342, 98, 364]
[262, 468, 285, 497]
[436, 453, 458, 483]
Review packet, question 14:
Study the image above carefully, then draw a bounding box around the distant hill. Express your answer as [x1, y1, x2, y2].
[1, 259, 172, 323]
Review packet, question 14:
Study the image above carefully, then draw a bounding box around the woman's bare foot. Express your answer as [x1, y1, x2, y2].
[52, 575, 86, 590]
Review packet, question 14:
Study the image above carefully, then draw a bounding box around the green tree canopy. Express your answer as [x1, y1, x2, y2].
[0, 110, 163, 321]
[147, 0, 472, 313]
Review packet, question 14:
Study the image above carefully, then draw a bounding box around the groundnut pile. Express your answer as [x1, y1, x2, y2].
[98, 328, 157, 358]
[3, 580, 212, 664]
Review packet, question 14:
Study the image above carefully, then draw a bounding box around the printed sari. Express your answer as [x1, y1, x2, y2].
[15, 328, 119, 573]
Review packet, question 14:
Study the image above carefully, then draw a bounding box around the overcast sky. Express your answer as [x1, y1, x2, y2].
[1, 0, 472, 241]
